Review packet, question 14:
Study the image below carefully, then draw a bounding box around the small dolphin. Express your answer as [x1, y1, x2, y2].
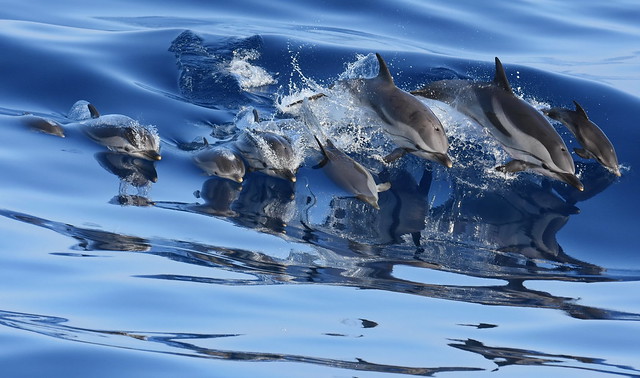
[234, 110, 298, 182]
[193, 144, 246, 183]
[412, 57, 583, 191]
[79, 103, 161, 161]
[301, 100, 390, 209]
[343, 53, 452, 167]
[314, 135, 391, 210]
[20, 114, 65, 137]
[544, 101, 620, 176]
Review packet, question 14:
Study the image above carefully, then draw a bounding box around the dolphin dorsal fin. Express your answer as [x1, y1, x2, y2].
[312, 135, 329, 169]
[375, 53, 394, 85]
[493, 57, 513, 94]
[252, 108, 260, 123]
[573, 101, 589, 120]
[87, 103, 100, 119]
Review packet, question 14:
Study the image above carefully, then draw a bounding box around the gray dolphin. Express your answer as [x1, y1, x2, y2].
[301, 100, 390, 209]
[234, 112, 298, 182]
[20, 114, 65, 138]
[544, 101, 620, 176]
[79, 103, 161, 161]
[193, 144, 246, 183]
[235, 130, 297, 182]
[412, 57, 583, 191]
[343, 53, 452, 167]
[313, 135, 390, 210]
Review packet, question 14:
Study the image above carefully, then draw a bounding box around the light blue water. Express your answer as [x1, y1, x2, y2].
[1, 1, 639, 377]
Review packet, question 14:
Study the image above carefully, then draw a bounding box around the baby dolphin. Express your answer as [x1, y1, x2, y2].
[79, 103, 161, 161]
[301, 100, 390, 209]
[343, 53, 452, 167]
[544, 101, 620, 176]
[193, 144, 246, 183]
[413, 57, 583, 191]
[234, 110, 298, 182]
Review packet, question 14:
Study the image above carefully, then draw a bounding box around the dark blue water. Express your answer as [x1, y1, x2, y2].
[1, 1, 639, 377]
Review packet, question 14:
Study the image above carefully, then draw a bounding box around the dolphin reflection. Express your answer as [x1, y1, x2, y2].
[2, 208, 638, 322]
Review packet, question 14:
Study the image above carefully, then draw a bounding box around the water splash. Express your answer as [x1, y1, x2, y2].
[228, 49, 276, 89]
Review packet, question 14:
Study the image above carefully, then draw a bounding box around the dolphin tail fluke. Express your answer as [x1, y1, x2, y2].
[493, 57, 514, 94]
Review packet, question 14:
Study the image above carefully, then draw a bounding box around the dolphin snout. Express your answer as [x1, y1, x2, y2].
[435, 153, 453, 168]
[562, 173, 584, 191]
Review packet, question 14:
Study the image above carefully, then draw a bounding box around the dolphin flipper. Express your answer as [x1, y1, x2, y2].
[383, 148, 408, 163]
[376, 182, 391, 193]
[574, 148, 594, 160]
[496, 159, 535, 173]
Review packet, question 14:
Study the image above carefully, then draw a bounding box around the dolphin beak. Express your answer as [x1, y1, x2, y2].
[145, 151, 162, 161]
[563, 173, 584, 191]
[436, 153, 453, 168]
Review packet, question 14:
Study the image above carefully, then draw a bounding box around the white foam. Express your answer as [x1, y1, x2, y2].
[228, 49, 276, 89]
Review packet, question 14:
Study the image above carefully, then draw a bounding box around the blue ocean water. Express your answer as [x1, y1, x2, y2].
[1, 1, 639, 377]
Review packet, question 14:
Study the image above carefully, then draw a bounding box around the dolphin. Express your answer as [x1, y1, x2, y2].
[313, 135, 390, 210]
[79, 103, 161, 161]
[342, 53, 452, 167]
[543, 101, 620, 176]
[83, 119, 162, 161]
[193, 144, 246, 183]
[20, 114, 65, 138]
[300, 99, 390, 209]
[412, 57, 583, 191]
[233, 109, 298, 182]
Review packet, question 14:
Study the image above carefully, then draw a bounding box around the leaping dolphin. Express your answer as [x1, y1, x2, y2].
[343, 53, 452, 167]
[301, 100, 390, 209]
[412, 57, 583, 191]
[544, 101, 620, 177]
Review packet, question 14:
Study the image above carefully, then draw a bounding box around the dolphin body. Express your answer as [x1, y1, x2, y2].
[300, 99, 390, 209]
[77, 102, 162, 161]
[20, 114, 65, 138]
[412, 58, 583, 191]
[343, 53, 452, 167]
[235, 129, 298, 182]
[544, 101, 620, 177]
[193, 144, 246, 183]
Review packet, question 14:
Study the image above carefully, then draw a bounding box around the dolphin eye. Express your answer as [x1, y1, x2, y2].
[561, 147, 566, 152]
[541, 163, 549, 170]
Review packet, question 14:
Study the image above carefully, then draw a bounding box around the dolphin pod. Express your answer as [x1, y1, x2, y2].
[412, 57, 584, 191]
[17, 53, 622, 210]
